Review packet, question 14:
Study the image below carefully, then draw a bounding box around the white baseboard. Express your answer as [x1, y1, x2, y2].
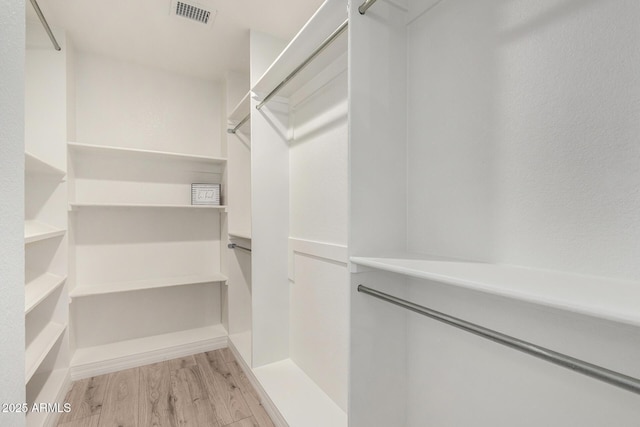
[44, 370, 71, 427]
[70, 335, 227, 380]
[227, 338, 289, 427]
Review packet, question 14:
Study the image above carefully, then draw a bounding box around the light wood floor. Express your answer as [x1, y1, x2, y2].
[57, 348, 275, 427]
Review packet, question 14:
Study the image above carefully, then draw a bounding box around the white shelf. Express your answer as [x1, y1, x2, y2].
[25, 271, 66, 314]
[70, 273, 228, 298]
[253, 359, 347, 427]
[25, 152, 66, 178]
[71, 325, 227, 370]
[24, 220, 66, 244]
[26, 368, 69, 427]
[25, 322, 66, 383]
[68, 142, 227, 165]
[251, 0, 347, 101]
[69, 202, 227, 210]
[229, 91, 251, 123]
[229, 231, 252, 240]
[350, 256, 640, 327]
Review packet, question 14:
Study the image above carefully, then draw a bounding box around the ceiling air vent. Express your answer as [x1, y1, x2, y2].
[173, 0, 215, 25]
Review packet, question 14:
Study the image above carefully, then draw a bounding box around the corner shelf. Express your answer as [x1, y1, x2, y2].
[70, 273, 228, 298]
[24, 220, 66, 244]
[350, 256, 640, 328]
[69, 202, 227, 210]
[251, 0, 347, 102]
[25, 271, 67, 314]
[68, 142, 227, 165]
[25, 322, 66, 383]
[25, 152, 66, 178]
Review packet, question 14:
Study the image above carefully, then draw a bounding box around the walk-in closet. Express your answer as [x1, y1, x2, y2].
[1, 0, 639, 426]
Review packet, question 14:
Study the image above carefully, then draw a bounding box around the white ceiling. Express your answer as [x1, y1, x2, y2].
[28, 0, 325, 82]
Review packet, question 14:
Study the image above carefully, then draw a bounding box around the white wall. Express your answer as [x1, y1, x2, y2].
[350, 0, 640, 426]
[288, 62, 349, 410]
[348, 0, 408, 423]
[0, 0, 26, 424]
[402, 0, 640, 425]
[75, 52, 222, 157]
[407, 0, 640, 281]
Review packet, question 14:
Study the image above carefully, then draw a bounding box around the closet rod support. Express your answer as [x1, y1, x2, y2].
[357, 285, 640, 395]
[228, 243, 252, 253]
[227, 114, 250, 134]
[358, 0, 378, 15]
[256, 19, 348, 111]
[29, 0, 61, 51]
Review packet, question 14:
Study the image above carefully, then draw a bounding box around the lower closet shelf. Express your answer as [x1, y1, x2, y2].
[252, 359, 347, 427]
[26, 368, 70, 427]
[69, 273, 228, 298]
[25, 271, 66, 314]
[24, 220, 66, 244]
[70, 325, 228, 380]
[26, 322, 66, 383]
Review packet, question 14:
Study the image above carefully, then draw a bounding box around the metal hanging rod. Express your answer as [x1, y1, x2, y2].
[29, 0, 61, 51]
[358, 0, 379, 15]
[228, 242, 252, 253]
[357, 285, 640, 395]
[256, 19, 348, 111]
[227, 114, 250, 134]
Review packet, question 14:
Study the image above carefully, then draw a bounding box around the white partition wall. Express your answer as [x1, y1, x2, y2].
[249, 30, 291, 368]
[349, 0, 640, 426]
[242, 2, 350, 423]
[24, 21, 71, 427]
[226, 70, 253, 365]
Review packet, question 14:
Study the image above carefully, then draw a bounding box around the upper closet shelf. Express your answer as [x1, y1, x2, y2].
[68, 142, 227, 165]
[24, 220, 66, 244]
[69, 202, 227, 210]
[251, 0, 347, 103]
[350, 256, 640, 328]
[229, 231, 252, 240]
[229, 92, 251, 123]
[25, 152, 65, 178]
[69, 273, 228, 298]
[227, 92, 251, 135]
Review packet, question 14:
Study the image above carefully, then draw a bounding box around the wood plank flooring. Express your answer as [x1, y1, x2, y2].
[57, 349, 275, 427]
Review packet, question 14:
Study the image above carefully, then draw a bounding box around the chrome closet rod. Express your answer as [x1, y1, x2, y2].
[227, 114, 250, 134]
[357, 285, 640, 395]
[256, 19, 349, 111]
[358, 0, 379, 15]
[29, 0, 61, 51]
[228, 243, 252, 253]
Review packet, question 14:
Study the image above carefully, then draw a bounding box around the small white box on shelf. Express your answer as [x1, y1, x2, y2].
[191, 183, 221, 205]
